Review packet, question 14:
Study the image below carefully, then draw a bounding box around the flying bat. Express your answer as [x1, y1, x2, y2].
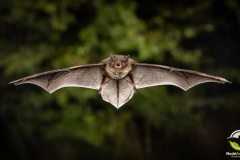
[9, 54, 231, 108]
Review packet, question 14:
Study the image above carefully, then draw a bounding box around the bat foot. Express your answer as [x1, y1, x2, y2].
[133, 86, 137, 93]
[99, 75, 107, 95]
[98, 88, 102, 95]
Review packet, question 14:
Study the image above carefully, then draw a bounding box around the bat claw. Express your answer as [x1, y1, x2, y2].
[64, 67, 71, 72]
[169, 67, 175, 72]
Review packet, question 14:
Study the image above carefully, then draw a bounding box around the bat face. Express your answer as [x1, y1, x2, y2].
[9, 54, 231, 109]
[104, 54, 135, 80]
[109, 53, 129, 69]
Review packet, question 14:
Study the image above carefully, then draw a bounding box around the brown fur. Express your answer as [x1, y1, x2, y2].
[101, 55, 136, 80]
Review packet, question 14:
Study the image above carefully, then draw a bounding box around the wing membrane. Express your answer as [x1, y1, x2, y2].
[131, 63, 230, 91]
[9, 64, 105, 93]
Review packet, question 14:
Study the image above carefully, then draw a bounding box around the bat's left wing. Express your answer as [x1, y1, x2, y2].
[130, 63, 231, 91]
[9, 64, 105, 93]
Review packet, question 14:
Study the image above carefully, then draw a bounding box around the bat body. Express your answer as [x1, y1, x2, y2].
[9, 54, 231, 108]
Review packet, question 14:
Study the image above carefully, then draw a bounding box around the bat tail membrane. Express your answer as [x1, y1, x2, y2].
[100, 76, 135, 108]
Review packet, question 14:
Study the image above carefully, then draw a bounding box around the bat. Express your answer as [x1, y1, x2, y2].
[227, 136, 240, 146]
[9, 54, 231, 109]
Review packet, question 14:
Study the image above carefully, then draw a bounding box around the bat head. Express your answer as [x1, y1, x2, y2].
[109, 53, 130, 69]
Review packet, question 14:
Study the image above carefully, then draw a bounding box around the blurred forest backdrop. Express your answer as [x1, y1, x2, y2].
[1, 0, 240, 160]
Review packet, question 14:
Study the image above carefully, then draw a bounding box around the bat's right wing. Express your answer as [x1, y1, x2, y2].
[9, 64, 106, 93]
[130, 63, 231, 91]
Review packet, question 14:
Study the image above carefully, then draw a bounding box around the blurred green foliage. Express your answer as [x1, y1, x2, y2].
[1, 0, 240, 160]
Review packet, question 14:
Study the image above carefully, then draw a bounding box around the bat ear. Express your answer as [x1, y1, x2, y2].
[110, 53, 116, 63]
[110, 53, 116, 58]
[124, 55, 130, 63]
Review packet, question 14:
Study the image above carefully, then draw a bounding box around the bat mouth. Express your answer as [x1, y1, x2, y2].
[115, 63, 122, 69]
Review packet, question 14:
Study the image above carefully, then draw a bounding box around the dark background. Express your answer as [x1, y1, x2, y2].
[1, 0, 240, 159]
